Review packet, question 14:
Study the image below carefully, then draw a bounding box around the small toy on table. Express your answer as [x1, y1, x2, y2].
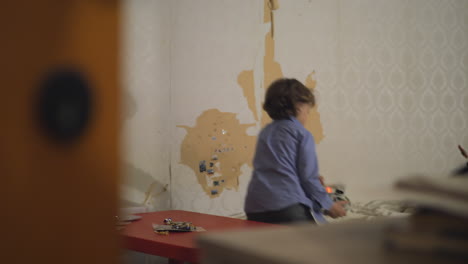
[153, 218, 205, 235]
[325, 184, 350, 204]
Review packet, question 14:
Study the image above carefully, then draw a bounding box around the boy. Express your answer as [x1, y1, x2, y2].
[244, 78, 347, 224]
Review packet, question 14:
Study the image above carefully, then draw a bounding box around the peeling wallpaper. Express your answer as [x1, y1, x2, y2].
[122, 0, 468, 217]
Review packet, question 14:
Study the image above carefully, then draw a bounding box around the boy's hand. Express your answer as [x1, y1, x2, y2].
[325, 201, 348, 218]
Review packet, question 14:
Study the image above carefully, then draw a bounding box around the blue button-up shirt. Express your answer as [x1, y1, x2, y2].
[244, 116, 333, 222]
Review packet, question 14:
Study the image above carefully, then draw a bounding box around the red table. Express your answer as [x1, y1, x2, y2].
[121, 210, 279, 263]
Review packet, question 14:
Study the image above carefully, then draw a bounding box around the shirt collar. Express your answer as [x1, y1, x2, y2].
[289, 116, 302, 126]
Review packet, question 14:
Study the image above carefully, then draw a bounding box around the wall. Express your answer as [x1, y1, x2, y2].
[121, 0, 171, 211]
[170, 0, 262, 216]
[123, 0, 468, 217]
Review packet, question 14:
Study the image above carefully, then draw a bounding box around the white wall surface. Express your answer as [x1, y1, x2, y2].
[121, 0, 172, 212]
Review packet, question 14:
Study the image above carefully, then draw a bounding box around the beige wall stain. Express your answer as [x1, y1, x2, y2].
[305, 72, 324, 142]
[239, 0, 325, 141]
[179, 0, 324, 197]
[177, 109, 256, 197]
[237, 70, 258, 121]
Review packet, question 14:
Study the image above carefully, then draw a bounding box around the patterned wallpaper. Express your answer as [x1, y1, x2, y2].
[310, 0, 468, 199]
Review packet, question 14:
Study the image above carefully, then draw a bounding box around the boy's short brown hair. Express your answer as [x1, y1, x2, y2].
[263, 78, 315, 120]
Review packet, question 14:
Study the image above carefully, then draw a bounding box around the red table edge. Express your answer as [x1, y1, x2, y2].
[121, 210, 281, 263]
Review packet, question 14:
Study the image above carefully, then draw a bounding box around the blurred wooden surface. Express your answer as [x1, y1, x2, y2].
[0, 1, 120, 263]
[198, 218, 467, 264]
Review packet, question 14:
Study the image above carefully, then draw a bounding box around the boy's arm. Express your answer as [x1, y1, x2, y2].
[296, 132, 334, 211]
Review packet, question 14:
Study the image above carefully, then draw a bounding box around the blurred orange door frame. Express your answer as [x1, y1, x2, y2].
[0, 1, 120, 263]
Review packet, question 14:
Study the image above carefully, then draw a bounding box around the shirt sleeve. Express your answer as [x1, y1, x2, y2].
[296, 131, 334, 211]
